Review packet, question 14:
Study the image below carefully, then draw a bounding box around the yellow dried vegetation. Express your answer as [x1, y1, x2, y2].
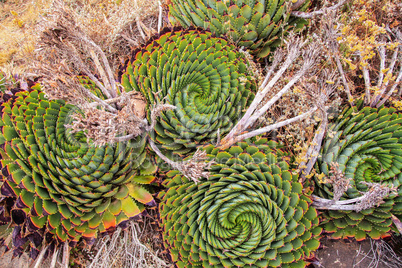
[0, 0, 159, 75]
[0, 0, 52, 73]
[337, 0, 401, 107]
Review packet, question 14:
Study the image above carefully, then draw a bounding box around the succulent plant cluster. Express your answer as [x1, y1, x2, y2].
[0, 84, 157, 257]
[168, 0, 310, 57]
[315, 104, 402, 240]
[119, 28, 256, 156]
[159, 139, 321, 268]
[2, 0, 402, 266]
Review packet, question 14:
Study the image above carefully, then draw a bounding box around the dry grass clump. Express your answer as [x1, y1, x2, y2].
[56, 0, 159, 70]
[88, 212, 170, 268]
[353, 238, 402, 268]
[28, 213, 170, 268]
[0, 0, 52, 74]
[34, 0, 159, 83]
[0, 0, 159, 75]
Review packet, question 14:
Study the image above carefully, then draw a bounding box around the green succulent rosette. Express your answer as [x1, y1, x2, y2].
[119, 28, 256, 156]
[314, 104, 402, 240]
[168, 0, 310, 58]
[159, 138, 321, 268]
[0, 86, 156, 257]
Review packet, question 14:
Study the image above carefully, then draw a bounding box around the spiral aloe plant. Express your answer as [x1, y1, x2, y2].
[168, 0, 310, 58]
[0, 85, 157, 257]
[315, 104, 402, 240]
[119, 28, 256, 156]
[159, 138, 321, 267]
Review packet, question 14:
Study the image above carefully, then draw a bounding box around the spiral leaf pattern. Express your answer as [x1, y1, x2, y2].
[119, 28, 256, 156]
[315, 104, 402, 240]
[168, 0, 310, 58]
[159, 138, 321, 267]
[0, 86, 156, 256]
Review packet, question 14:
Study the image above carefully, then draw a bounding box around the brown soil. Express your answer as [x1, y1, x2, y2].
[313, 238, 373, 268]
[313, 236, 402, 268]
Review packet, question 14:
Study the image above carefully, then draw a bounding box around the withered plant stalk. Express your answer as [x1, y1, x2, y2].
[291, 0, 350, 19]
[219, 36, 321, 149]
